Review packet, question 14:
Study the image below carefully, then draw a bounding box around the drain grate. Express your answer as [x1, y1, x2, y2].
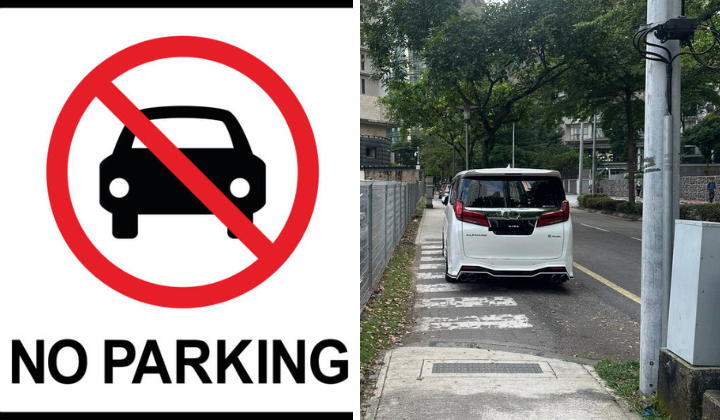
[431, 362, 543, 374]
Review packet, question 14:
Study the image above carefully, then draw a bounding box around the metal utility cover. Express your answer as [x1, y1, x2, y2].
[422, 360, 556, 378]
[433, 362, 543, 374]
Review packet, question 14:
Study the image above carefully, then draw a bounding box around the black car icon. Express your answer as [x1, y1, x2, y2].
[99, 106, 266, 239]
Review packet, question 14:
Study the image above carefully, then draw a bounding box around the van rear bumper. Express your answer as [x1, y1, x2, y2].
[446, 254, 574, 281]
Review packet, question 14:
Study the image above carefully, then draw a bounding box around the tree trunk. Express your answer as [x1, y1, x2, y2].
[625, 92, 636, 204]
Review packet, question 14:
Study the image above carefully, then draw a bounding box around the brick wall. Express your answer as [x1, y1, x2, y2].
[597, 176, 718, 201]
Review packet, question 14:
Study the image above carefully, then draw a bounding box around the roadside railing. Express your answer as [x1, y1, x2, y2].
[360, 180, 423, 311]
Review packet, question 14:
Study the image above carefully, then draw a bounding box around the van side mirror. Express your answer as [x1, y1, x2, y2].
[442, 196, 449, 206]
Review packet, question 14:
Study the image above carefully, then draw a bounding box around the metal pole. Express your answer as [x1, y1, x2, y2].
[592, 115, 597, 194]
[452, 144, 455, 177]
[641, 0, 680, 395]
[578, 122, 584, 194]
[464, 117, 469, 171]
[662, 115, 673, 347]
[512, 124, 515, 168]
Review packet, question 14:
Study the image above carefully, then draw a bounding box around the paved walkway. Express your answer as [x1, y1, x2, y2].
[364, 196, 639, 420]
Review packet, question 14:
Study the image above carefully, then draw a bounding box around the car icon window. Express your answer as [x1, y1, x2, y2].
[100, 106, 266, 239]
[131, 118, 233, 149]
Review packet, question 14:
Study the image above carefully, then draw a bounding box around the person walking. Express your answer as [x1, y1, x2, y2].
[708, 179, 716, 203]
[635, 180, 642, 198]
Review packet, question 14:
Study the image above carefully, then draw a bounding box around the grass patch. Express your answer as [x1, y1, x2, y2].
[360, 197, 424, 416]
[594, 359, 672, 419]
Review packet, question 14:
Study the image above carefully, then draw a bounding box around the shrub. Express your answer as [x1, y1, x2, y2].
[680, 203, 720, 223]
[580, 196, 643, 216]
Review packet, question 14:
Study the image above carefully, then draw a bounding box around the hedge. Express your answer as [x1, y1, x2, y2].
[577, 194, 720, 222]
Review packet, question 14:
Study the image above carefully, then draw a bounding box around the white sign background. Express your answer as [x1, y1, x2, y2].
[0, 6, 358, 414]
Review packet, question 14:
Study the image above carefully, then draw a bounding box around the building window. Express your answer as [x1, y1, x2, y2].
[361, 53, 365, 71]
[361, 78, 365, 94]
[366, 147, 376, 158]
[570, 125, 589, 141]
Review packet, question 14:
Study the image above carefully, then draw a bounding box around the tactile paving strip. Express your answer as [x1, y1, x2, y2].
[431, 362, 543, 374]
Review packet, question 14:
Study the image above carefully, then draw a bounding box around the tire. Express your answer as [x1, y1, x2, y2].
[112, 213, 138, 239]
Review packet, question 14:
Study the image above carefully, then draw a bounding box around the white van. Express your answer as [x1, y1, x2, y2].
[441, 168, 573, 283]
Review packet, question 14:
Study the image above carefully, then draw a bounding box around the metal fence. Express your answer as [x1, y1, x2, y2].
[360, 180, 423, 311]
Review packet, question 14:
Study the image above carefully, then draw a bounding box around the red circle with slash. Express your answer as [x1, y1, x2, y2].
[47, 36, 318, 308]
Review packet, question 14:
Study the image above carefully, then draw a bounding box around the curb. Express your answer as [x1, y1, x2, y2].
[363, 349, 393, 420]
[584, 364, 642, 419]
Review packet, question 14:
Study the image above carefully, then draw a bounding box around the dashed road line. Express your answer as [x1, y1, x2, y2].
[580, 223, 609, 232]
[420, 256, 444, 262]
[416, 283, 506, 293]
[415, 297, 517, 308]
[632, 237, 642, 242]
[416, 315, 532, 331]
[417, 272, 445, 280]
[419, 263, 444, 270]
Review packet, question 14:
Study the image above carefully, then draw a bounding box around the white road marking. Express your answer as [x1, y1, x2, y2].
[421, 245, 443, 250]
[417, 272, 445, 280]
[420, 256, 444, 262]
[416, 283, 477, 293]
[632, 237, 642, 242]
[416, 297, 517, 308]
[416, 283, 507, 293]
[419, 263, 444, 270]
[580, 223, 609, 232]
[416, 315, 532, 331]
[421, 250, 442, 255]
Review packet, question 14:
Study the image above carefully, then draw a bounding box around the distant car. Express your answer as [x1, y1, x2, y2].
[441, 168, 573, 284]
[99, 106, 265, 239]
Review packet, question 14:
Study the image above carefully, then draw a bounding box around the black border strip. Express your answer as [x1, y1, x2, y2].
[0, 413, 352, 419]
[0, 3, 353, 7]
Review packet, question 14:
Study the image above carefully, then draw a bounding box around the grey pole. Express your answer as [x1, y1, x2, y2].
[457, 105, 477, 171]
[591, 115, 597, 194]
[512, 123, 515, 168]
[452, 144, 455, 177]
[465, 116, 470, 171]
[640, 0, 681, 395]
[578, 122, 584, 194]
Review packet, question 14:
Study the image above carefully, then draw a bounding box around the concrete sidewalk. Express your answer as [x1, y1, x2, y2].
[364, 196, 639, 420]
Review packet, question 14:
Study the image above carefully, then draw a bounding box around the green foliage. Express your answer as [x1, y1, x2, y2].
[580, 195, 720, 221]
[683, 112, 720, 163]
[391, 135, 422, 166]
[594, 359, 640, 401]
[680, 202, 720, 222]
[361, 0, 462, 87]
[364, 0, 587, 168]
[579, 195, 644, 216]
[594, 359, 671, 419]
[487, 120, 579, 172]
[360, 199, 421, 412]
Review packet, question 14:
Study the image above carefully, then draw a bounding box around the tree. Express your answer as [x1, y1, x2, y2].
[554, 0, 647, 202]
[423, 0, 580, 167]
[683, 112, 720, 163]
[378, 76, 481, 170]
[363, 0, 583, 168]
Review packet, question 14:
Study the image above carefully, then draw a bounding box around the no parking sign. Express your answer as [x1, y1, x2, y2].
[48, 36, 319, 308]
[0, 6, 356, 417]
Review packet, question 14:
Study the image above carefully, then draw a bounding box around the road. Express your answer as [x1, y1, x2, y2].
[407, 200, 643, 362]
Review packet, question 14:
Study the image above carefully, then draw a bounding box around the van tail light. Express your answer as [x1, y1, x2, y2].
[537, 200, 570, 227]
[453, 199, 489, 227]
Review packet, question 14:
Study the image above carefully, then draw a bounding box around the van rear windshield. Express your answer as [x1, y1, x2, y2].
[458, 176, 565, 208]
